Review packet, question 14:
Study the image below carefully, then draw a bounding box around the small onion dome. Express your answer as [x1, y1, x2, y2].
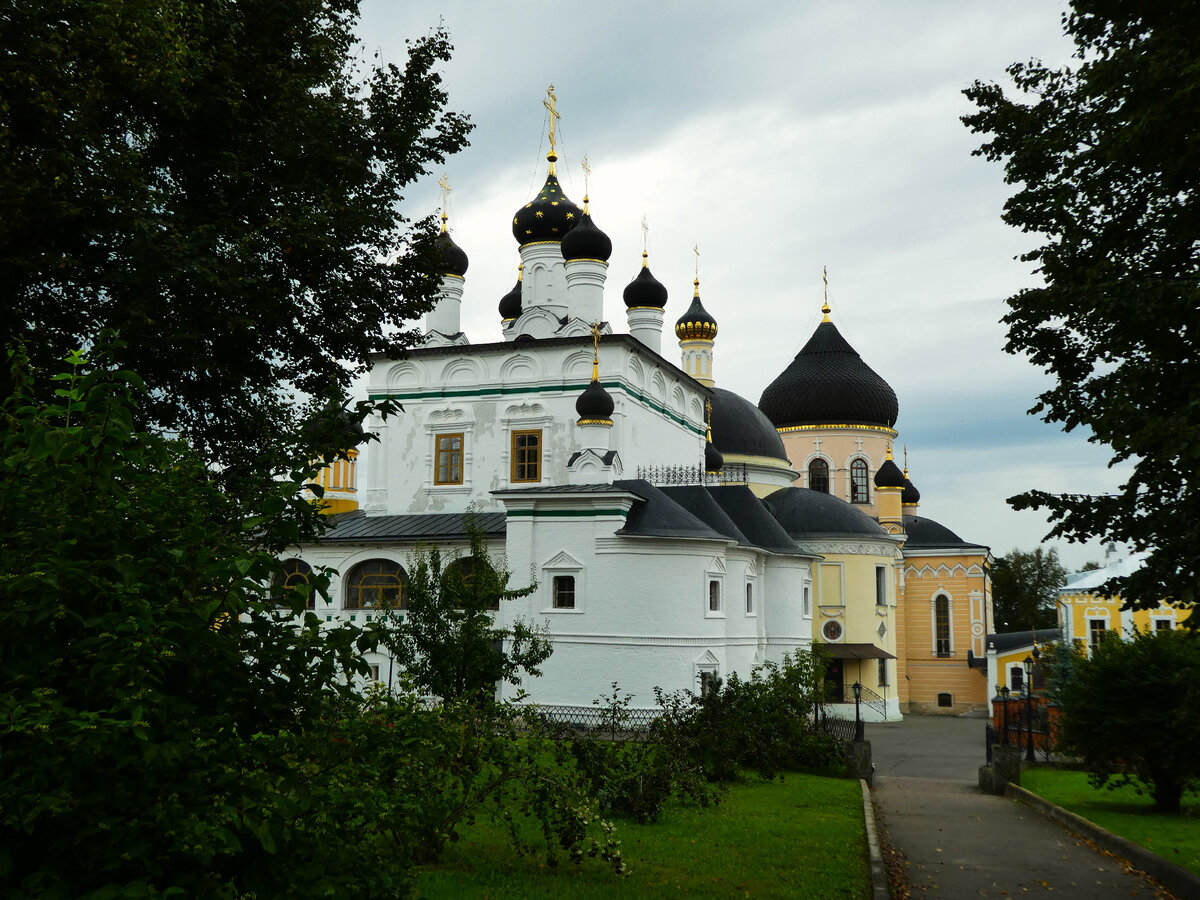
[705, 440, 724, 474]
[902, 471, 921, 505]
[560, 197, 612, 262]
[709, 388, 789, 461]
[622, 253, 668, 309]
[301, 402, 365, 455]
[759, 315, 898, 429]
[512, 168, 582, 246]
[575, 379, 614, 424]
[875, 457, 906, 489]
[436, 220, 468, 277]
[499, 266, 523, 321]
[674, 280, 718, 340]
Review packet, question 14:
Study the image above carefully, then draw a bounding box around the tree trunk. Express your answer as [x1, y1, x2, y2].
[1152, 777, 1183, 814]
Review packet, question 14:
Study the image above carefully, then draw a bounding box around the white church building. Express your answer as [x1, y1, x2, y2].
[290, 94, 995, 720]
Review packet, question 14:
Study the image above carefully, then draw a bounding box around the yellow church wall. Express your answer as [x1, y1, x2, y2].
[778, 426, 896, 517]
[901, 550, 991, 714]
[813, 549, 900, 706]
[1058, 590, 1191, 652]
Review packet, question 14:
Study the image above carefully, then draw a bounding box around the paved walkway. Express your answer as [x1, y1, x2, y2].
[867, 716, 1170, 898]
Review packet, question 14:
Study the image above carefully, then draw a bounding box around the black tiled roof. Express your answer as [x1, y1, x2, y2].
[706, 486, 802, 554]
[710, 387, 789, 461]
[986, 628, 1062, 654]
[759, 320, 899, 429]
[763, 487, 889, 539]
[319, 510, 506, 542]
[903, 515, 988, 550]
[658, 486, 750, 546]
[613, 479, 730, 542]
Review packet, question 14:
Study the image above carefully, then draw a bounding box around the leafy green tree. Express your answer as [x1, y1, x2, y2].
[991, 547, 1067, 632]
[0, 347, 623, 896]
[1056, 629, 1200, 812]
[963, 2, 1200, 613]
[381, 529, 551, 704]
[0, 0, 471, 475]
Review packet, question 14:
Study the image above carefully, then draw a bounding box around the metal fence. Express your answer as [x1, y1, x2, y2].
[529, 704, 663, 741]
[635, 462, 749, 486]
[815, 710, 858, 744]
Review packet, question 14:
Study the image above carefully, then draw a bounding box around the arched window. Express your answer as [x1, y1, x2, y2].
[850, 458, 869, 503]
[273, 559, 315, 609]
[344, 558, 407, 609]
[443, 556, 500, 610]
[808, 458, 829, 493]
[934, 595, 951, 657]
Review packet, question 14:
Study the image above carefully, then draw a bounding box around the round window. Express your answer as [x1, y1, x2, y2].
[822, 619, 843, 642]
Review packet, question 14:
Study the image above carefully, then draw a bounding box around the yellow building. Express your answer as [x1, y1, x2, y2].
[756, 299, 994, 716]
[1057, 552, 1190, 651]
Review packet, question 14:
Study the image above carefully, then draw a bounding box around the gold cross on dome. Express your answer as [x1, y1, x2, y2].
[694, 244, 700, 278]
[590, 322, 601, 380]
[822, 265, 831, 319]
[438, 173, 452, 231]
[544, 84, 560, 155]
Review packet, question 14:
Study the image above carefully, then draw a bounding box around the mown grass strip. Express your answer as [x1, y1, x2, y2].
[1021, 768, 1200, 878]
[413, 773, 870, 899]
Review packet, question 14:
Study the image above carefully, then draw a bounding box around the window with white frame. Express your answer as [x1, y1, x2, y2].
[850, 458, 870, 504]
[1155, 618, 1172, 632]
[745, 583, 754, 615]
[1088, 618, 1107, 652]
[709, 579, 722, 612]
[541, 551, 584, 613]
[875, 566, 887, 606]
[934, 595, 951, 657]
[802, 584, 812, 617]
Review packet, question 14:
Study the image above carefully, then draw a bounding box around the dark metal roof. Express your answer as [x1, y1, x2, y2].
[763, 487, 889, 539]
[706, 486, 802, 554]
[903, 515, 987, 550]
[759, 319, 899, 429]
[818, 643, 896, 660]
[492, 483, 628, 495]
[613, 479, 730, 542]
[710, 387, 790, 462]
[986, 628, 1062, 655]
[658, 486, 751, 546]
[319, 510, 506, 543]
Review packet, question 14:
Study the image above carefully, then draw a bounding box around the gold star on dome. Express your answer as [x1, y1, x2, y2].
[525, 203, 532, 209]
[551, 201, 559, 206]
[512, 217, 518, 225]
[565, 212, 575, 220]
[525, 229, 533, 235]
[535, 211, 543, 218]
[551, 226, 559, 233]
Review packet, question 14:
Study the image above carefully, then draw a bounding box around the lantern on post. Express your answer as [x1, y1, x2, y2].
[852, 680, 864, 742]
[1023, 655, 1035, 762]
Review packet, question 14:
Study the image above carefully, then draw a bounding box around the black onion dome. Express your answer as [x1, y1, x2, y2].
[499, 272, 522, 320]
[874, 457, 906, 489]
[674, 284, 718, 340]
[623, 256, 668, 309]
[575, 380, 614, 422]
[704, 441, 724, 474]
[561, 206, 612, 262]
[709, 388, 789, 462]
[758, 319, 898, 428]
[764, 487, 889, 538]
[902, 475, 921, 505]
[512, 171, 583, 246]
[436, 228, 468, 277]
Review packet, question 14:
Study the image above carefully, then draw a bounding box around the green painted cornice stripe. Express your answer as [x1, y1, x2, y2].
[506, 508, 628, 518]
[369, 382, 705, 435]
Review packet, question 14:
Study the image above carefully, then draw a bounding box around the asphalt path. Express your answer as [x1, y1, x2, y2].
[867, 715, 1171, 898]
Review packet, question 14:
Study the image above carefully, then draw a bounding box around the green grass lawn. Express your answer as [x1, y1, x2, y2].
[412, 773, 871, 899]
[1021, 767, 1200, 877]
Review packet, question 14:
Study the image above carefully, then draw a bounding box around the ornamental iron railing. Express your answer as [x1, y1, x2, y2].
[635, 462, 749, 486]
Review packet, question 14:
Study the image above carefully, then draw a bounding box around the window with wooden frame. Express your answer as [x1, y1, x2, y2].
[344, 559, 407, 610]
[273, 559, 315, 609]
[552, 575, 576, 609]
[934, 595, 951, 657]
[808, 458, 830, 493]
[850, 458, 870, 503]
[511, 429, 542, 483]
[434, 432, 464, 485]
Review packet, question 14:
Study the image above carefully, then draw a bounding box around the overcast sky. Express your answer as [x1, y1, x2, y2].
[354, 0, 1127, 572]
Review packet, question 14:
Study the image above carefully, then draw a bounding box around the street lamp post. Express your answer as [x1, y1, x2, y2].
[1023, 654, 1035, 762]
[852, 680, 864, 742]
[1000, 685, 1011, 746]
